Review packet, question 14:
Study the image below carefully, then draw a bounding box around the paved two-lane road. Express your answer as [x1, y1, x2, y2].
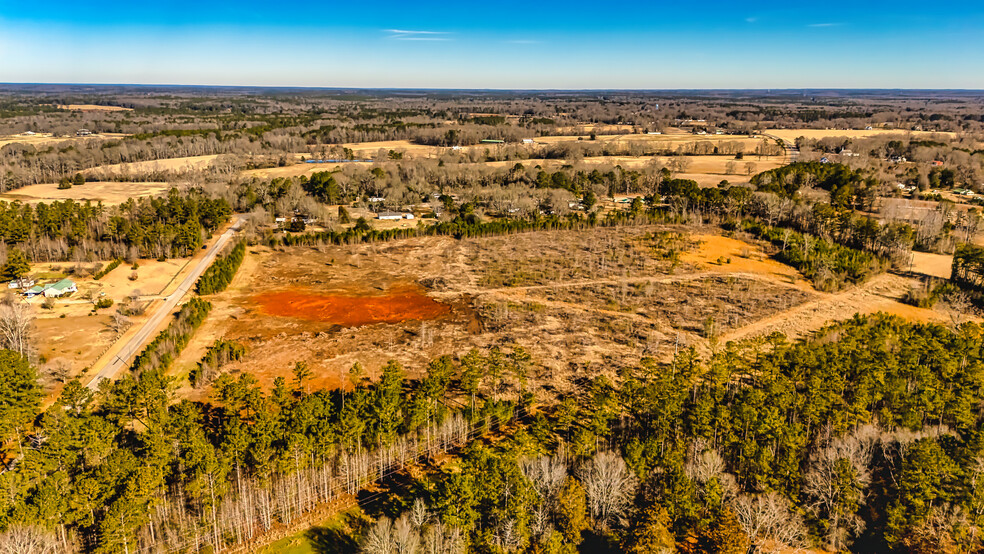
[85, 217, 242, 390]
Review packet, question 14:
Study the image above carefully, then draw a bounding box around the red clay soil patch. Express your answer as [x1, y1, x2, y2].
[254, 284, 450, 326]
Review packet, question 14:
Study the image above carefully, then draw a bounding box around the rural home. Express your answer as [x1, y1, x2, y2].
[43, 279, 77, 298]
[76, 129, 91, 136]
[377, 212, 403, 220]
[522, 139, 535, 144]
[7, 278, 35, 289]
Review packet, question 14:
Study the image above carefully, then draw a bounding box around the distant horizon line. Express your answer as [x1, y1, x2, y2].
[2, 82, 984, 94]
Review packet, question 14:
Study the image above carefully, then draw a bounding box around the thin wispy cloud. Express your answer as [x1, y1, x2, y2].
[808, 22, 842, 28]
[745, 17, 757, 23]
[505, 39, 541, 44]
[385, 29, 453, 41]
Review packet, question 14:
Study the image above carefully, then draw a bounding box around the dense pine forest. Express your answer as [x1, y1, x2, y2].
[1, 316, 984, 552]
[0, 189, 230, 262]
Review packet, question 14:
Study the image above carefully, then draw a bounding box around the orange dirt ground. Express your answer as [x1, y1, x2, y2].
[254, 283, 450, 327]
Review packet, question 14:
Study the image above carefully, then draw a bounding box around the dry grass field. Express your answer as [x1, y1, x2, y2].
[162, 224, 958, 402]
[0, 132, 130, 149]
[85, 154, 221, 177]
[765, 128, 956, 142]
[55, 104, 133, 112]
[0, 181, 169, 204]
[244, 154, 784, 183]
[244, 161, 372, 179]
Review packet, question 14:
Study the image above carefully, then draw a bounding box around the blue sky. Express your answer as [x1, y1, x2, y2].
[1, 0, 983, 89]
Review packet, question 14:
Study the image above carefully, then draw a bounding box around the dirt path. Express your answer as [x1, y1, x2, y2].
[444, 270, 805, 298]
[719, 272, 943, 343]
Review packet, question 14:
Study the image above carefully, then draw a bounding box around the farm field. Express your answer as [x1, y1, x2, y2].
[168, 225, 954, 402]
[85, 154, 221, 177]
[245, 154, 784, 182]
[0, 180, 169, 204]
[765, 127, 957, 142]
[244, 160, 372, 179]
[0, 132, 129, 148]
[55, 104, 133, 112]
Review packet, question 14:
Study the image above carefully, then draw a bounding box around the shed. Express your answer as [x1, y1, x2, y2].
[377, 212, 403, 220]
[23, 285, 45, 298]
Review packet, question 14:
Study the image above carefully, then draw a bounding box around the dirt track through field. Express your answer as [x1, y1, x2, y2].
[719, 272, 943, 343]
[468, 270, 803, 296]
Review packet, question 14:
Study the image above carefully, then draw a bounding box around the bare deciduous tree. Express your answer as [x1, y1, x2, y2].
[685, 448, 738, 501]
[0, 299, 34, 359]
[0, 525, 60, 554]
[421, 521, 464, 554]
[362, 517, 397, 554]
[393, 514, 420, 554]
[733, 492, 809, 550]
[577, 451, 638, 530]
[803, 424, 879, 550]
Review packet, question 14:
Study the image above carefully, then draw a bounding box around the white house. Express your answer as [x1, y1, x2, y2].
[377, 212, 403, 220]
[43, 279, 77, 298]
[8, 279, 35, 290]
[522, 139, 535, 144]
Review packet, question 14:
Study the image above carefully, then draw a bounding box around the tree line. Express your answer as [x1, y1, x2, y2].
[195, 241, 245, 295]
[0, 188, 231, 263]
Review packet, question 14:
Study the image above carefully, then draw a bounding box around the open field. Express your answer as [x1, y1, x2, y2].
[244, 154, 784, 182]
[164, 223, 970, 403]
[765, 128, 957, 142]
[0, 132, 130, 149]
[483, 154, 783, 174]
[244, 161, 372, 179]
[165, 224, 949, 402]
[85, 154, 221, 177]
[0, 180, 169, 204]
[55, 104, 133, 112]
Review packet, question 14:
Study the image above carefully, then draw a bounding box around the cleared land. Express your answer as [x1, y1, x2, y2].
[244, 154, 783, 182]
[166, 225, 902, 401]
[765, 128, 957, 142]
[85, 154, 221, 177]
[0, 132, 130, 149]
[0, 181, 169, 204]
[165, 223, 967, 406]
[55, 104, 133, 112]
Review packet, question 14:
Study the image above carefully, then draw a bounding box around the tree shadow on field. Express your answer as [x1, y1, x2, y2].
[305, 511, 366, 554]
[306, 525, 358, 554]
